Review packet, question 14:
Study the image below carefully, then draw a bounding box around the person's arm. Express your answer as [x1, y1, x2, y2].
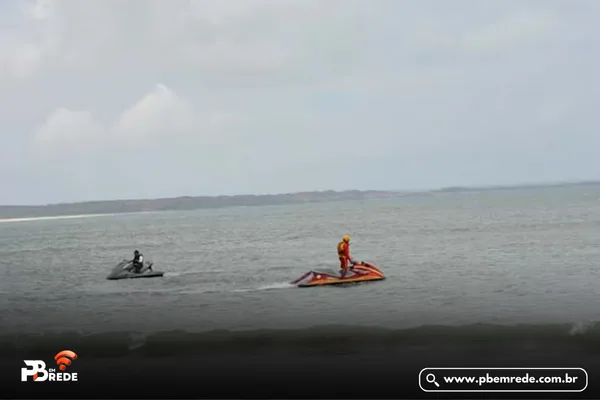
[139, 255, 144, 263]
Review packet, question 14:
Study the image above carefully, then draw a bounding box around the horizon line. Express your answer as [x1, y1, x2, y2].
[2, 178, 599, 208]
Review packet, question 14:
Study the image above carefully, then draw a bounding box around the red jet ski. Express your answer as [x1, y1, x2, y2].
[291, 261, 385, 287]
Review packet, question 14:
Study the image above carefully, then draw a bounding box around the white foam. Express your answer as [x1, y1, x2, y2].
[569, 320, 596, 335]
[0, 210, 158, 223]
[0, 213, 115, 223]
[257, 282, 295, 290]
[232, 282, 295, 293]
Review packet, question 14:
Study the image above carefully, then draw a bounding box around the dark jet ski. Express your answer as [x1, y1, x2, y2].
[106, 259, 164, 280]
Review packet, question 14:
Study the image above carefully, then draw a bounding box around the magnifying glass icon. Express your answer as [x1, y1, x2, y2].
[426, 373, 440, 387]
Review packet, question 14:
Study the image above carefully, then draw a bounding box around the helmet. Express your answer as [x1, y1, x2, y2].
[342, 235, 350, 243]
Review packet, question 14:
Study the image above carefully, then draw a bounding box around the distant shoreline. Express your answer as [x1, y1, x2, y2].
[1, 180, 598, 220]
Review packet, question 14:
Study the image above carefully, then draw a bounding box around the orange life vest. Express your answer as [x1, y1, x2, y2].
[337, 241, 347, 258]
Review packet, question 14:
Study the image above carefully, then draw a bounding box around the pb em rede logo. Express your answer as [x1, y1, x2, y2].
[21, 350, 79, 382]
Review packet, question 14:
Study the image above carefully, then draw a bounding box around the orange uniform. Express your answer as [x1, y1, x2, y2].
[337, 236, 353, 273]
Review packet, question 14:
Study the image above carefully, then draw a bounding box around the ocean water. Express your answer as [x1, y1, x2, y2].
[4, 185, 600, 398]
[1, 185, 600, 351]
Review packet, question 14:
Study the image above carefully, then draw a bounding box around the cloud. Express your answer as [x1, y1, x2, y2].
[461, 9, 562, 52]
[406, 6, 563, 56]
[33, 83, 234, 153]
[34, 107, 101, 151]
[1, 0, 371, 83]
[0, 0, 599, 204]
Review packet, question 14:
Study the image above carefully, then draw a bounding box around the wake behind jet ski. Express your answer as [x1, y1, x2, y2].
[291, 261, 385, 287]
[106, 255, 164, 280]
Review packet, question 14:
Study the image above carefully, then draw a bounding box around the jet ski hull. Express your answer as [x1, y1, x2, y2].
[107, 271, 165, 280]
[106, 260, 164, 280]
[291, 261, 385, 287]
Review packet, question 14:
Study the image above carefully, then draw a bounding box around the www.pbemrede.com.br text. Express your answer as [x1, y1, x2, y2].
[419, 368, 587, 392]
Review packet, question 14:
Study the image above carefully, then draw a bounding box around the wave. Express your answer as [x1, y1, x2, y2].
[2, 322, 599, 358]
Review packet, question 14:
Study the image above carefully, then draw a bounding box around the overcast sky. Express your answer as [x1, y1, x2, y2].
[1, 0, 598, 205]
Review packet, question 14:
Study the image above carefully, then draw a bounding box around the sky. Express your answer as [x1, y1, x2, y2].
[1, 0, 599, 205]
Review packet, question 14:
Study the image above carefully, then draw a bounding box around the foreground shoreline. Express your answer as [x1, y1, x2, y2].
[1, 180, 598, 220]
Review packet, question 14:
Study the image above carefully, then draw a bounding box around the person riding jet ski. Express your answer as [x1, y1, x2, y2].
[337, 235, 356, 278]
[132, 250, 144, 273]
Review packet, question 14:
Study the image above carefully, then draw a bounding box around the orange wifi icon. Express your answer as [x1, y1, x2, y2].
[54, 350, 78, 371]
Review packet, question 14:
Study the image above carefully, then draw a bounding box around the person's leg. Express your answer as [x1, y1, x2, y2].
[339, 257, 348, 277]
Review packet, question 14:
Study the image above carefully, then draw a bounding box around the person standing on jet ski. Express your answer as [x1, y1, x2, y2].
[337, 235, 356, 278]
[132, 250, 144, 273]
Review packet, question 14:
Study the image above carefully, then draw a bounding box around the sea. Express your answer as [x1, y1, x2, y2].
[2, 185, 600, 398]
